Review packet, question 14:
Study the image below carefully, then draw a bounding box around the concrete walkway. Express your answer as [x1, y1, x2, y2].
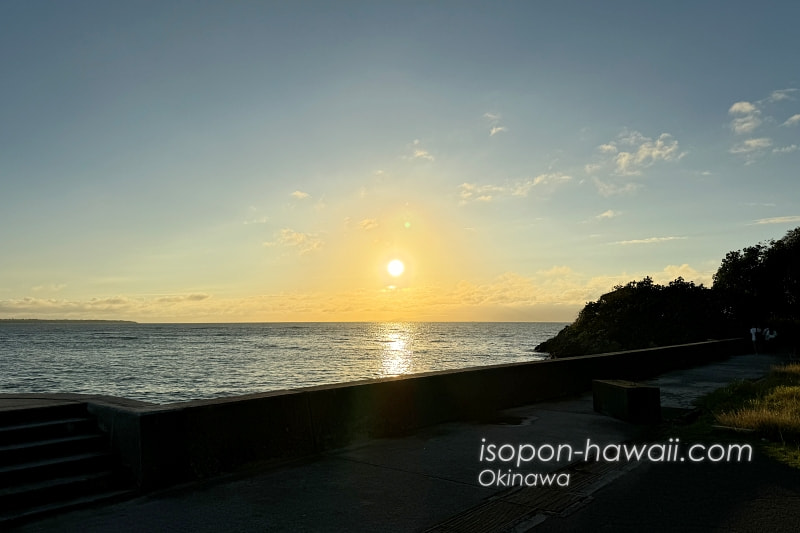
[9, 352, 799, 532]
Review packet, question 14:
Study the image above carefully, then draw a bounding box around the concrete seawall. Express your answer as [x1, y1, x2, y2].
[81, 338, 748, 490]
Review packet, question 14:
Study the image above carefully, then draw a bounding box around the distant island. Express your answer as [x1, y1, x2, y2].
[0, 319, 138, 324]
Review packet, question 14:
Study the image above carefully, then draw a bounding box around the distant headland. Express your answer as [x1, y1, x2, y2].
[0, 319, 138, 324]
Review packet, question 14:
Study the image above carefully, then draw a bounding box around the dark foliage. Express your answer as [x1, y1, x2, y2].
[713, 226, 800, 349]
[538, 227, 800, 358]
[537, 277, 722, 358]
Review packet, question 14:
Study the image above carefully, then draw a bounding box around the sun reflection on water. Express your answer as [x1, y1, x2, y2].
[376, 322, 416, 377]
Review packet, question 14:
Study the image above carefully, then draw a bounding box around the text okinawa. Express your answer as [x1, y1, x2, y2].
[478, 438, 753, 488]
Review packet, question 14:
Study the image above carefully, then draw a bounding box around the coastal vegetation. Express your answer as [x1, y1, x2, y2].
[685, 363, 800, 469]
[538, 227, 800, 358]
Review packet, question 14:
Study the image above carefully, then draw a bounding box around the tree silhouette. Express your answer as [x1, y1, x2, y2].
[538, 227, 799, 358]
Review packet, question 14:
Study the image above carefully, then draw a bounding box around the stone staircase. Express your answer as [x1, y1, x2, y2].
[0, 402, 137, 526]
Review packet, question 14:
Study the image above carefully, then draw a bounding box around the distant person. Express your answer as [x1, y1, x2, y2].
[750, 327, 762, 354]
[764, 328, 778, 353]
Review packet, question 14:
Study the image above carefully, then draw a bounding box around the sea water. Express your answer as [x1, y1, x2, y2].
[0, 322, 566, 404]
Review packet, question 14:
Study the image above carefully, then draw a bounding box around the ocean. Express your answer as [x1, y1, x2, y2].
[0, 322, 567, 404]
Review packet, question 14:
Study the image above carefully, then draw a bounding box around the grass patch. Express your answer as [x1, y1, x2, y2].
[714, 363, 800, 440]
[665, 363, 800, 469]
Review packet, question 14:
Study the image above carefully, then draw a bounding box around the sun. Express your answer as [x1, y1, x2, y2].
[387, 259, 405, 277]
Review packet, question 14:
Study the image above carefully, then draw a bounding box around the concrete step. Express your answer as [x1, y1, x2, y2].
[0, 451, 114, 488]
[0, 470, 118, 510]
[0, 433, 106, 465]
[0, 417, 98, 446]
[0, 402, 89, 428]
[0, 402, 137, 526]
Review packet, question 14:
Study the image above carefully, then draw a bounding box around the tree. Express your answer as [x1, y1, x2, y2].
[537, 277, 720, 358]
[537, 227, 800, 359]
[713, 227, 800, 328]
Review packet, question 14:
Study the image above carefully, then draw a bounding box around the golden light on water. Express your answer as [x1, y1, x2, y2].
[378, 323, 414, 376]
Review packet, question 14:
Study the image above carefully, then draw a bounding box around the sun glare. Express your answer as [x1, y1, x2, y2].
[387, 259, 405, 277]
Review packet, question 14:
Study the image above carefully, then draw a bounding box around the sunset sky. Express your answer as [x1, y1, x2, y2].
[2, 1, 799, 322]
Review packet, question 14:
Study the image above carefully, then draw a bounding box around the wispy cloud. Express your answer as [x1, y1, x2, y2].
[773, 144, 799, 154]
[155, 293, 210, 303]
[782, 114, 800, 127]
[359, 218, 379, 231]
[243, 216, 269, 225]
[586, 130, 685, 196]
[728, 101, 762, 134]
[458, 182, 505, 204]
[458, 173, 571, 204]
[484, 112, 507, 136]
[752, 215, 800, 225]
[728, 89, 798, 163]
[264, 228, 323, 254]
[613, 132, 684, 175]
[31, 284, 67, 292]
[591, 179, 641, 197]
[596, 210, 621, 220]
[729, 137, 772, 154]
[612, 236, 686, 245]
[291, 190, 310, 200]
[767, 88, 798, 102]
[597, 143, 618, 154]
[407, 139, 434, 161]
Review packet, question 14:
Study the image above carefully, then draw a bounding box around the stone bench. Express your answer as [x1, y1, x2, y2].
[592, 380, 661, 424]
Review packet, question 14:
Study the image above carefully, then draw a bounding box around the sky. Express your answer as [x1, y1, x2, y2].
[1, 1, 799, 323]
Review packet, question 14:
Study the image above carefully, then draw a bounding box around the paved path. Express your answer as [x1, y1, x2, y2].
[9, 352, 798, 532]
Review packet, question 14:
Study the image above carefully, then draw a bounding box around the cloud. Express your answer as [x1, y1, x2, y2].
[782, 114, 800, 127]
[728, 101, 763, 134]
[0, 296, 133, 315]
[264, 228, 323, 254]
[753, 215, 800, 225]
[729, 137, 772, 154]
[155, 293, 211, 303]
[591, 178, 641, 197]
[458, 182, 506, 204]
[768, 89, 798, 102]
[597, 143, 618, 154]
[484, 112, 507, 136]
[291, 191, 310, 200]
[587, 131, 685, 187]
[243, 216, 269, 225]
[407, 139, 434, 161]
[359, 218, 379, 230]
[413, 148, 434, 161]
[773, 144, 799, 154]
[31, 284, 67, 292]
[0, 292, 215, 321]
[729, 101, 758, 114]
[596, 210, 621, 220]
[727, 90, 799, 162]
[532, 173, 572, 187]
[0, 262, 719, 322]
[459, 173, 571, 204]
[613, 236, 686, 245]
